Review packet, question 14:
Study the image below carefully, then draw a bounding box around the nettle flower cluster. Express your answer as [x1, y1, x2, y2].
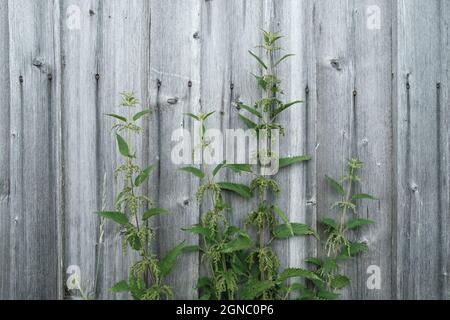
[95, 31, 377, 300]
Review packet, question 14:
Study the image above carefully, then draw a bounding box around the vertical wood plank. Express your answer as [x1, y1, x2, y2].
[149, 0, 202, 299]
[94, 0, 151, 299]
[0, 0, 11, 300]
[60, 0, 101, 299]
[394, 0, 447, 300]
[7, 0, 60, 299]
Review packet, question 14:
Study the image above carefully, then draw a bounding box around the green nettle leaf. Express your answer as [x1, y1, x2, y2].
[217, 182, 252, 199]
[111, 280, 129, 293]
[159, 242, 186, 277]
[279, 268, 322, 282]
[116, 133, 132, 158]
[143, 208, 169, 221]
[222, 233, 255, 253]
[238, 113, 257, 129]
[346, 218, 375, 230]
[179, 166, 205, 179]
[128, 233, 142, 251]
[305, 257, 322, 267]
[273, 206, 293, 236]
[321, 218, 339, 230]
[318, 291, 340, 300]
[248, 50, 268, 70]
[322, 257, 338, 274]
[202, 111, 216, 121]
[182, 225, 211, 237]
[226, 164, 253, 174]
[213, 161, 227, 177]
[184, 113, 200, 121]
[348, 242, 369, 256]
[273, 223, 317, 239]
[274, 54, 295, 67]
[272, 100, 303, 119]
[133, 109, 152, 121]
[325, 175, 345, 196]
[182, 245, 201, 253]
[95, 211, 129, 225]
[279, 155, 311, 169]
[352, 193, 379, 201]
[238, 103, 262, 118]
[106, 113, 127, 122]
[330, 275, 351, 289]
[134, 164, 156, 187]
[241, 280, 275, 300]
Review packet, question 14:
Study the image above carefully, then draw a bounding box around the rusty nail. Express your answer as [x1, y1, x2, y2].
[188, 80, 192, 88]
[95, 73, 100, 81]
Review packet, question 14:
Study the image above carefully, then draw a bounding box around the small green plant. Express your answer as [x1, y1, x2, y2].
[235, 31, 318, 300]
[96, 92, 184, 300]
[180, 112, 256, 300]
[303, 159, 378, 300]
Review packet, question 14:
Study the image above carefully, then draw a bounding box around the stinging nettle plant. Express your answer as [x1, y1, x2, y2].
[303, 159, 378, 300]
[96, 92, 185, 300]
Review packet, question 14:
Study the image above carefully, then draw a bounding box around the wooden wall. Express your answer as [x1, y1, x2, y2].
[0, 0, 448, 300]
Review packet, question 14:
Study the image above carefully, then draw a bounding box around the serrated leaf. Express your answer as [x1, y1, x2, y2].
[238, 113, 257, 129]
[143, 207, 169, 220]
[321, 218, 339, 230]
[95, 211, 129, 225]
[182, 245, 200, 253]
[330, 275, 351, 289]
[348, 242, 369, 256]
[226, 164, 253, 174]
[184, 113, 200, 121]
[318, 291, 340, 300]
[352, 193, 379, 201]
[248, 50, 267, 70]
[241, 280, 274, 299]
[133, 109, 152, 121]
[179, 166, 205, 179]
[272, 100, 303, 119]
[273, 223, 317, 239]
[217, 182, 252, 199]
[322, 257, 338, 274]
[213, 161, 227, 177]
[346, 218, 375, 230]
[238, 103, 262, 118]
[273, 206, 293, 236]
[159, 242, 186, 277]
[182, 224, 211, 237]
[274, 54, 295, 67]
[134, 164, 156, 187]
[111, 280, 129, 293]
[106, 113, 127, 122]
[305, 257, 322, 267]
[325, 175, 345, 196]
[222, 233, 254, 253]
[116, 133, 132, 158]
[279, 268, 322, 282]
[279, 155, 311, 169]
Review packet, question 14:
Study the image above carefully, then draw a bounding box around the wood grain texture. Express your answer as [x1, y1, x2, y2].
[0, 0, 11, 300]
[149, 0, 202, 299]
[7, 0, 60, 299]
[0, 0, 449, 300]
[394, 0, 449, 300]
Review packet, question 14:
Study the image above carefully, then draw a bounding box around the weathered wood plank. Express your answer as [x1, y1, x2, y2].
[94, 0, 152, 300]
[149, 0, 202, 299]
[60, 0, 101, 299]
[7, 0, 60, 299]
[0, 0, 11, 300]
[394, 0, 448, 300]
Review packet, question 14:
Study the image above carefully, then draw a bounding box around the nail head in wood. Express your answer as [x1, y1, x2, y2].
[19, 76, 23, 83]
[47, 74, 53, 81]
[188, 81, 193, 88]
[95, 74, 100, 81]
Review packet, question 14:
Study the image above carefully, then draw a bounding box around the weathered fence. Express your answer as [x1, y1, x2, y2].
[0, 0, 449, 300]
